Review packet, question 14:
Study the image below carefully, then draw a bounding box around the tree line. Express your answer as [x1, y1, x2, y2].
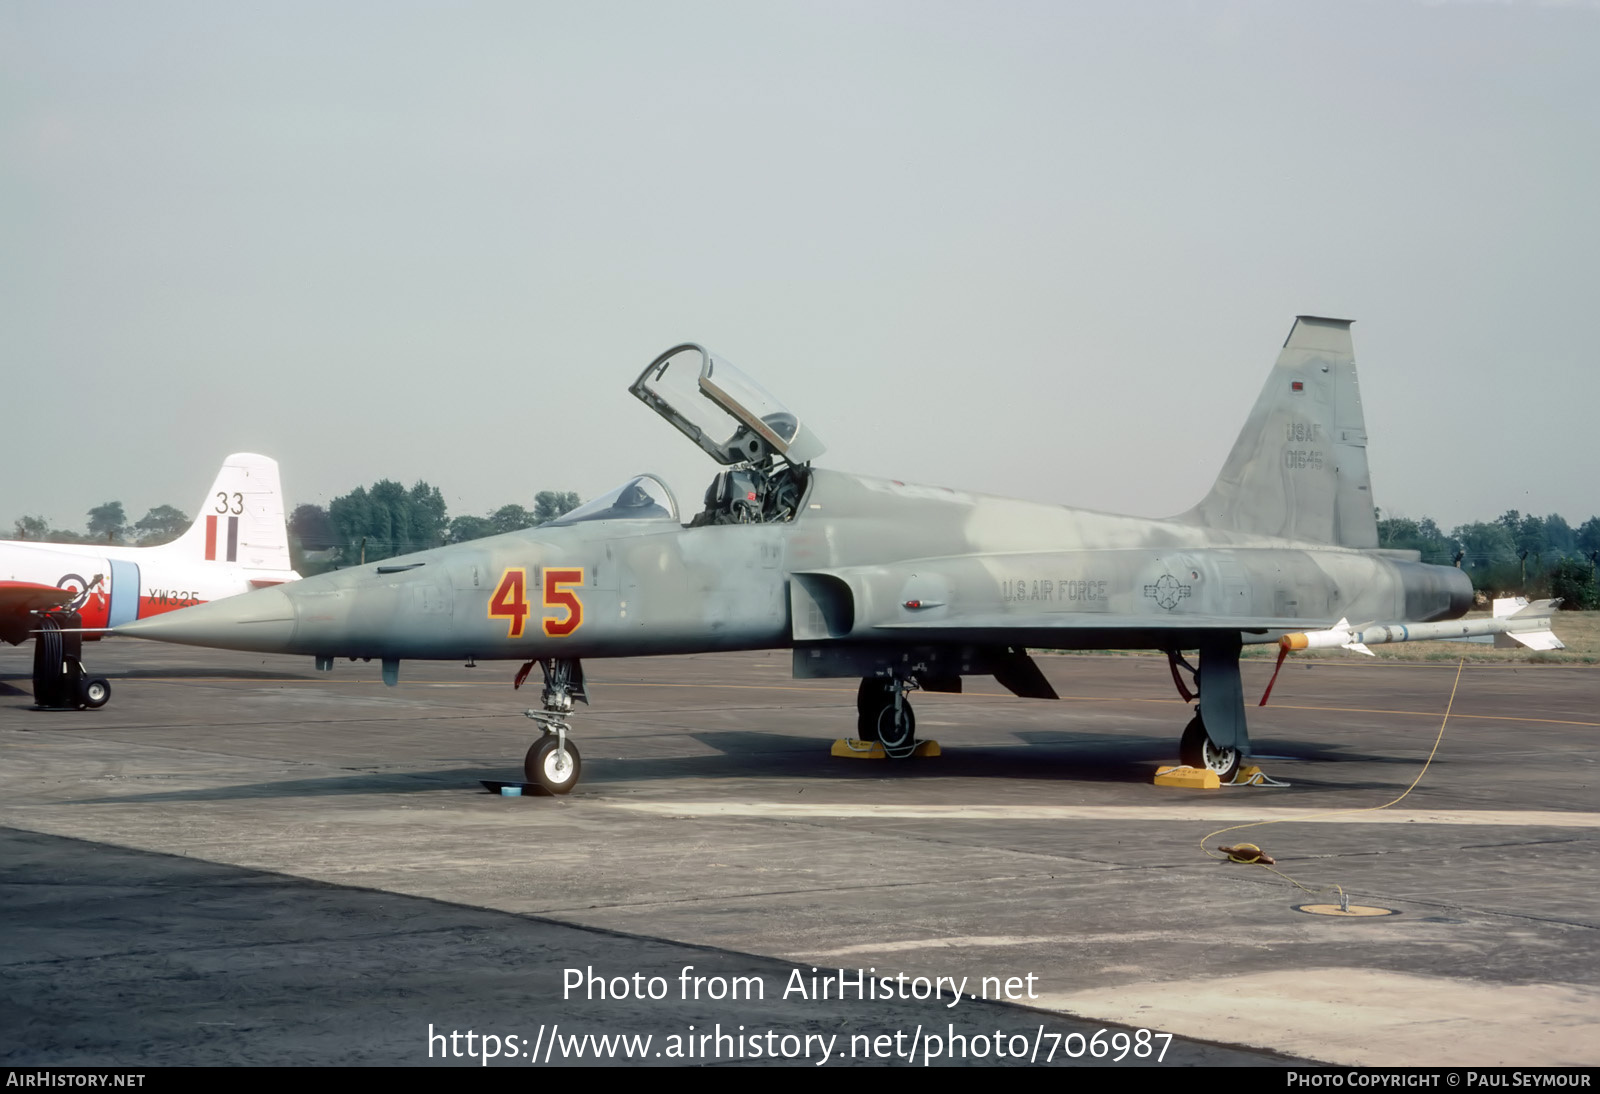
[9, 502, 191, 547]
[286, 483, 582, 573]
[1376, 510, 1600, 608]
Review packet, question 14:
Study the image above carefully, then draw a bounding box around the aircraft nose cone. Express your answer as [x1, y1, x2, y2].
[116, 586, 298, 652]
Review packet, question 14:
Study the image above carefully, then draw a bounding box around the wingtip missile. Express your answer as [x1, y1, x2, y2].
[1279, 600, 1564, 656]
[1278, 618, 1374, 656]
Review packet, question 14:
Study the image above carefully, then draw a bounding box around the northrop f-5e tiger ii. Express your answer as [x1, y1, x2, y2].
[119, 318, 1549, 793]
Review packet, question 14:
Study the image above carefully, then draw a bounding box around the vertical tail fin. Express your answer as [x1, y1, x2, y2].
[157, 454, 295, 572]
[1180, 316, 1378, 548]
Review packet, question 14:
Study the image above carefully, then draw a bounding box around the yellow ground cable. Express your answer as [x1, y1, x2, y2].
[1200, 657, 1468, 903]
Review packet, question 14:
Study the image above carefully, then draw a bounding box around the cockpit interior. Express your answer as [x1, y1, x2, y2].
[623, 344, 823, 528]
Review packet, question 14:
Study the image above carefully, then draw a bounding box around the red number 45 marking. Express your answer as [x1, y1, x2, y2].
[489, 567, 585, 639]
[488, 568, 530, 638]
[542, 568, 585, 637]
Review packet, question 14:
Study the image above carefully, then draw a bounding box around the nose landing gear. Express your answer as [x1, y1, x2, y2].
[519, 658, 586, 794]
[856, 675, 919, 758]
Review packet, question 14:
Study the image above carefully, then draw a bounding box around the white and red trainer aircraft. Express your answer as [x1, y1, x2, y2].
[1, 453, 300, 707]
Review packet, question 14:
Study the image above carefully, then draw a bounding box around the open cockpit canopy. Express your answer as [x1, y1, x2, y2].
[629, 344, 825, 468]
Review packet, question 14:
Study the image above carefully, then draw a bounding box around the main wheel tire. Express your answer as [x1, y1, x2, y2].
[874, 699, 916, 757]
[525, 736, 582, 795]
[78, 676, 111, 709]
[1179, 714, 1241, 782]
[857, 678, 893, 739]
[33, 621, 65, 708]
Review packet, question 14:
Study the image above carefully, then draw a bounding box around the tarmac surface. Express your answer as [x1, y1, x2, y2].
[1, 642, 1596, 1067]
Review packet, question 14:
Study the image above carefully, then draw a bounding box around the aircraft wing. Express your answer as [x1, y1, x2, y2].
[872, 612, 1335, 648]
[790, 567, 1336, 650]
[0, 581, 75, 645]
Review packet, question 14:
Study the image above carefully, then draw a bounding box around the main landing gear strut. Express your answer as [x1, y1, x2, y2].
[32, 611, 111, 711]
[856, 674, 920, 758]
[1166, 635, 1249, 782]
[516, 657, 586, 794]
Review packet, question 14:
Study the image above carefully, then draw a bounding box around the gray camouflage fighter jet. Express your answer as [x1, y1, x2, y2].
[117, 317, 1479, 794]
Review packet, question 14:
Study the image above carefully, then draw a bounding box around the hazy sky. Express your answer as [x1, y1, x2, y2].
[4, 1, 1597, 535]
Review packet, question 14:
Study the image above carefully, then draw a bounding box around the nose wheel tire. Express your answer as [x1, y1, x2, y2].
[526, 736, 582, 795]
[1179, 714, 1241, 783]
